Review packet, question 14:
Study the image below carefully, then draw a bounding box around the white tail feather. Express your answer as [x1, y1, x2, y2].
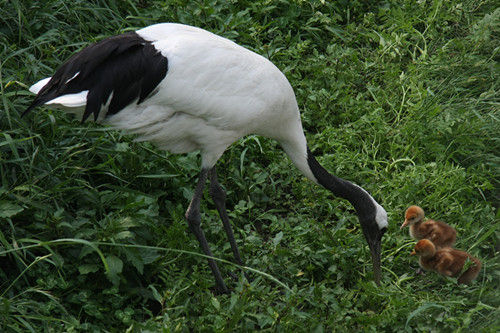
[46, 91, 88, 108]
[29, 77, 51, 94]
[29, 76, 88, 109]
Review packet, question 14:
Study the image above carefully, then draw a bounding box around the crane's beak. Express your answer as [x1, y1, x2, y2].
[410, 250, 416, 256]
[368, 237, 382, 286]
[400, 219, 409, 229]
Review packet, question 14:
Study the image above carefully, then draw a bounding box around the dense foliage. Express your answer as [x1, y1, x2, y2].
[0, 0, 498, 331]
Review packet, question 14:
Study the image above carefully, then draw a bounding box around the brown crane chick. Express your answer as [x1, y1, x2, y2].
[401, 206, 457, 248]
[411, 239, 481, 284]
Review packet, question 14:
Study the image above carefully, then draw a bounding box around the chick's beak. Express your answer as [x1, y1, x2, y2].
[400, 220, 409, 230]
[410, 250, 416, 256]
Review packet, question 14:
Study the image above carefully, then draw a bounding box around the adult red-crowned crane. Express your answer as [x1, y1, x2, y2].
[23, 23, 388, 293]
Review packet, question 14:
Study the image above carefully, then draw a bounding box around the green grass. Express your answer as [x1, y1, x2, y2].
[1, 0, 498, 331]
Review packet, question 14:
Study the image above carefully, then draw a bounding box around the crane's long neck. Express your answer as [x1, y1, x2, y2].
[305, 147, 377, 219]
[282, 141, 373, 212]
[281, 137, 386, 231]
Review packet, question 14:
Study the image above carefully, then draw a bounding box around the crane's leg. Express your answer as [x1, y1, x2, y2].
[186, 168, 229, 294]
[209, 167, 250, 281]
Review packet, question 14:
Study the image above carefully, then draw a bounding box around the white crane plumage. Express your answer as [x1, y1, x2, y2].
[24, 23, 388, 293]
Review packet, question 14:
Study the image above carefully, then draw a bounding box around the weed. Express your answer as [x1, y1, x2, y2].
[0, 0, 498, 331]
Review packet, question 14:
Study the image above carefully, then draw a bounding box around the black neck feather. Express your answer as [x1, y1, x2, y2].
[306, 147, 376, 220]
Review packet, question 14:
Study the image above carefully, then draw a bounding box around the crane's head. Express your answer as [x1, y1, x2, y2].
[401, 205, 424, 229]
[357, 199, 388, 286]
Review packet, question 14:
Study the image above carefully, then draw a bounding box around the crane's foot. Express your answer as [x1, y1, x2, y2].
[243, 271, 252, 283]
[212, 283, 230, 295]
[227, 270, 253, 283]
[228, 270, 238, 281]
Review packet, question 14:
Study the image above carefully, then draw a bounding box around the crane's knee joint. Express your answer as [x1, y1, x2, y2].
[210, 182, 226, 203]
[185, 208, 201, 231]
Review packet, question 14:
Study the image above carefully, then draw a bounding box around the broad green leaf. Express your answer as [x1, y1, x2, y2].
[106, 255, 123, 285]
[272, 231, 283, 247]
[210, 297, 220, 311]
[0, 201, 24, 218]
[78, 264, 99, 275]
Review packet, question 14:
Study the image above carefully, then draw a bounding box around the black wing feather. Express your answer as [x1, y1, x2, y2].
[23, 32, 168, 121]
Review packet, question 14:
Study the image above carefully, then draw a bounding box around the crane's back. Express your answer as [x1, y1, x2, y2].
[109, 23, 306, 167]
[135, 24, 301, 136]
